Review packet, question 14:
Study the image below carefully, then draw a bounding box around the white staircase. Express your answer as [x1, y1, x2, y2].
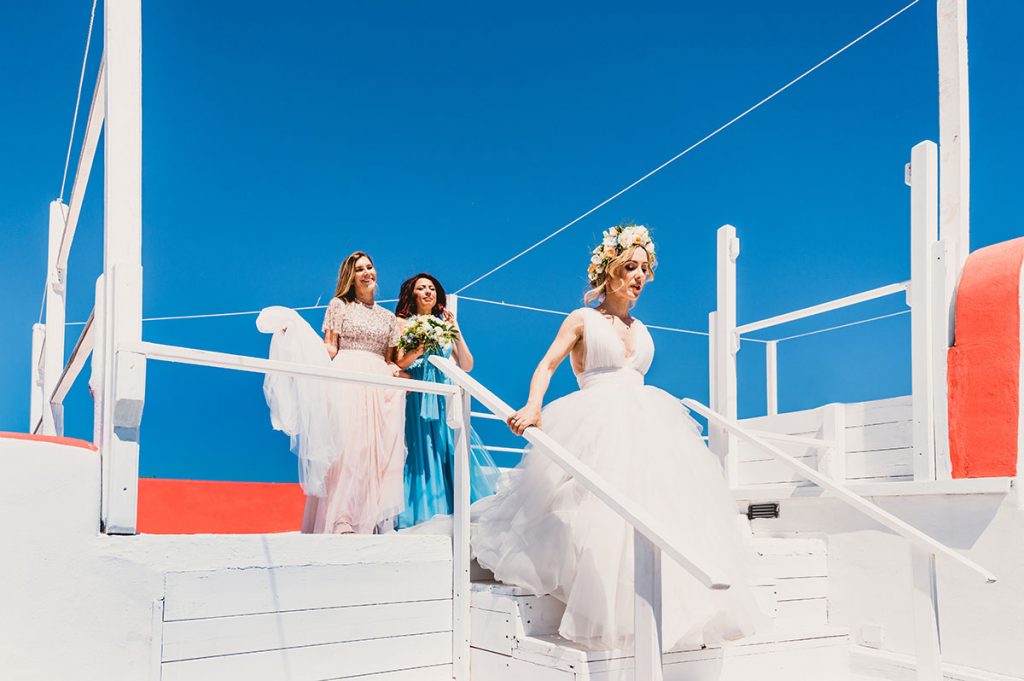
[468, 530, 878, 680]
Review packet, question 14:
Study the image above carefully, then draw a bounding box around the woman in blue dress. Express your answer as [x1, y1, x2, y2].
[394, 273, 499, 528]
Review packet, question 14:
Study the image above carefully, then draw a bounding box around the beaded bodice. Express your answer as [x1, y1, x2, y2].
[322, 297, 402, 356]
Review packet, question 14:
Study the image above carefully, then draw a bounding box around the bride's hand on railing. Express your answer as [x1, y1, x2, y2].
[508, 404, 541, 435]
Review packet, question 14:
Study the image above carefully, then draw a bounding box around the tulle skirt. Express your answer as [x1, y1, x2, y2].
[470, 379, 762, 650]
[303, 349, 407, 534]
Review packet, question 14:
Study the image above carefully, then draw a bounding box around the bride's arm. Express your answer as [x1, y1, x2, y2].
[508, 310, 584, 435]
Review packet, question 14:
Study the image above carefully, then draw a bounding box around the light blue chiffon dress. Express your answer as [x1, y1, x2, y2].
[396, 345, 499, 529]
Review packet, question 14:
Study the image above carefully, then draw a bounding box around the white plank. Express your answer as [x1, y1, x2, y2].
[741, 409, 824, 438]
[775, 576, 829, 602]
[471, 606, 515, 656]
[765, 340, 778, 416]
[937, 0, 971, 273]
[910, 140, 939, 481]
[327, 665, 452, 681]
[738, 282, 908, 334]
[846, 421, 914, 453]
[752, 554, 829, 581]
[42, 200, 68, 436]
[775, 598, 828, 627]
[30, 324, 44, 432]
[163, 600, 452, 662]
[739, 449, 912, 485]
[164, 560, 452, 621]
[714, 225, 740, 486]
[161, 631, 451, 681]
[471, 647, 573, 681]
[843, 396, 913, 427]
[910, 547, 942, 681]
[516, 595, 565, 637]
[453, 389, 472, 681]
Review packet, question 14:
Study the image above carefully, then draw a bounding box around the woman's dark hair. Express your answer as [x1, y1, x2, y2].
[395, 273, 447, 318]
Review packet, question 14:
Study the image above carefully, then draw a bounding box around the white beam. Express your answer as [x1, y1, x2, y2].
[51, 310, 95, 406]
[765, 340, 778, 416]
[713, 226, 740, 486]
[910, 141, 939, 481]
[30, 324, 45, 433]
[57, 59, 106, 277]
[634, 532, 664, 681]
[101, 0, 144, 534]
[42, 201, 69, 436]
[451, 389, 471, 681]
[937, 0, 970, 275]
[737, 282, 908, 335]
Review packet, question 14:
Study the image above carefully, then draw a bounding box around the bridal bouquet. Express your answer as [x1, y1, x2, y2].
[398, 314, 459, 353]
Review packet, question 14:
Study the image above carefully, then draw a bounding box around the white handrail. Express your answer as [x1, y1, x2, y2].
[129, 341, 458, 396]
[429, 355, 731, 590]
[683, 398, 996, 583]
[737, 281, 909, 334]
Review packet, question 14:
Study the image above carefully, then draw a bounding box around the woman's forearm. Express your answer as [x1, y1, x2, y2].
[453, 334, 474, 371]
[524, 362, 555, 409]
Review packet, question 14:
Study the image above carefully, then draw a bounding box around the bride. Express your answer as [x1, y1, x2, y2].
[468, 223, 762, 650]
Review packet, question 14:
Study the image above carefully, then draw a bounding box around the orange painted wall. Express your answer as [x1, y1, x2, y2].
[947, 237, 1024, 477]
[137, 478, 306, 534]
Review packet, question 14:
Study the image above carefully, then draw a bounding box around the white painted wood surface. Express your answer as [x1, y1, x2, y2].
[820, 404, 847, 481]
[633, 531, 664, 681]
[30, 323, 44, 432]
[101, 0, 144, 534]
[163, 560, 452, 621]
[910, 141, 939, 481]
[685, 398, 997, 583]
[161, 631, 452, 681]
[51, 310, 95, 406]
[930, 239, 953, 480]
[453, 388, 472, 681]
[58, 59, 106, 277]
[909, 547, 943, 681]
[429, 355, 731, 590]
[766, 340, 778, 416]
[737, 282, 908, 335]
[42, 200, 68, 436]
[713, 226, 739, 486]
[163, 600, 452, 662]
[937, 0, 970, 276]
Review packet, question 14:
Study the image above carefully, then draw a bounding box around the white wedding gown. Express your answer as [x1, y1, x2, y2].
[465, 307, 762, 650]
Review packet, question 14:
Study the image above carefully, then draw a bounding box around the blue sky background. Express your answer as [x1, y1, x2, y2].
[2, 1, 1021, 481]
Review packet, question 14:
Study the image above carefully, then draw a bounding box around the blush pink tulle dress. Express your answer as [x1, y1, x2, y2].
[258, 298, 406, 534]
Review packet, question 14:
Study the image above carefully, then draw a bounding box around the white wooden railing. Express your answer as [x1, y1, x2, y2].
[429, 354, 733, 681]
[710, 141, 953, 489]
[684, 397, 995, 681]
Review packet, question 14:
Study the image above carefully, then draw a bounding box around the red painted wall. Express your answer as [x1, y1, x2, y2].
[137, 479, 305, 534]
[947, 237, 1024, 477]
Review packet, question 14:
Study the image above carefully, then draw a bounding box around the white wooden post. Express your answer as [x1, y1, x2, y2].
[937, 0, 970, 276]
[909, 141, 939, 481]
[935, 0, 969, 481]
[42, 200, 69, 436]
[30, 324, 45, 432]
[634, 531, 664, 681]
[451, 387, 472, 681]
[910, 547, 943, 681]
[446, 293, 458, 320]
[712, 226, 740, 486]
[765, 340, 778, 416]
[819, 403, 847, 481]
[99, 0, 146, 534]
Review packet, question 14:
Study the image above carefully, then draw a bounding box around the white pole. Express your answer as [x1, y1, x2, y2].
[446, 292, 458, 320]
[451, 388, 472, 681]
[634, 531, 664, 681]
[100, 0, 146, 534]
[765, 340, 778, 416]
[909, 141, 939, 481]
[714, 226, 740, 486]
[30, 324, 45, 433]
[937, 0, 970, 276]
[42, 201, 69, 436]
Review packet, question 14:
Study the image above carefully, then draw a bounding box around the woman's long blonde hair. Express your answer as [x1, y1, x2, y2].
[334, 251, 374, 302]
[584, 245, 655, 305]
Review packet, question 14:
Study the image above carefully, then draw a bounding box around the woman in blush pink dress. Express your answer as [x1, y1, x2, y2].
[258, 251, 406, 534]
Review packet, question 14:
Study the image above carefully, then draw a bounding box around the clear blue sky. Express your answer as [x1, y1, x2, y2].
[2, 1, 1021, 480]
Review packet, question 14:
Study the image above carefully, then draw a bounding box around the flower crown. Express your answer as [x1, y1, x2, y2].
[587, 223, 656, 287]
